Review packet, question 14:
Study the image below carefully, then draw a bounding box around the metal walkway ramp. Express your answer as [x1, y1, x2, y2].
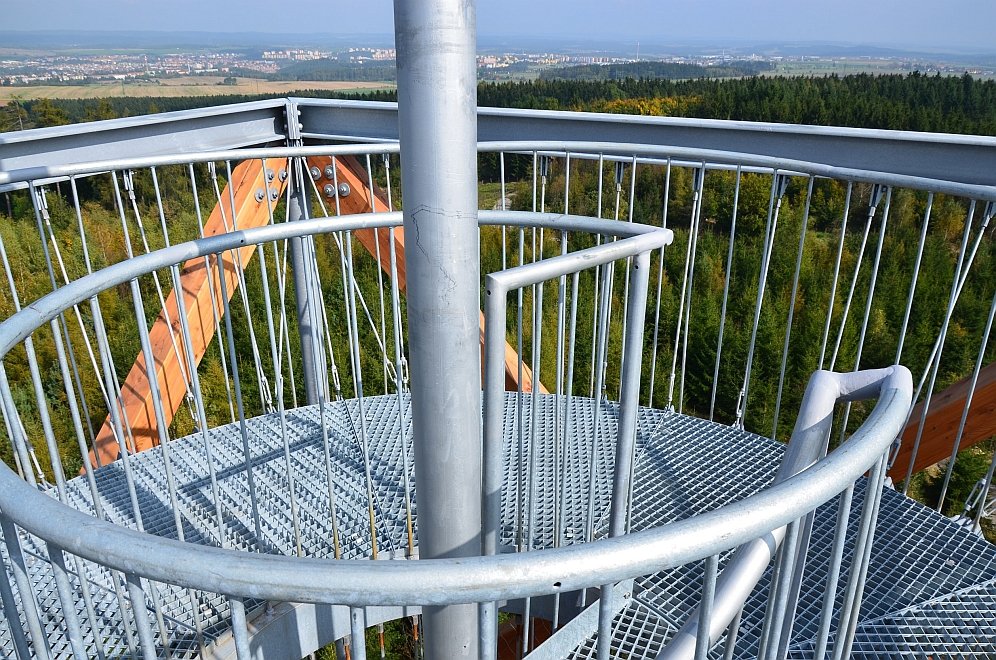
[4, 394, 994, 658]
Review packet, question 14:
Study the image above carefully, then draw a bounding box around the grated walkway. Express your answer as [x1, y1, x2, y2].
[1, 394, 993, 658]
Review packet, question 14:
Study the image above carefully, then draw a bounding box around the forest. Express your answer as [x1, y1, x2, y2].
[7, 70, 996, 136]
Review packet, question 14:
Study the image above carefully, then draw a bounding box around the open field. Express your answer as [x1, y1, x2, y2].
[0, 76, 394, 103]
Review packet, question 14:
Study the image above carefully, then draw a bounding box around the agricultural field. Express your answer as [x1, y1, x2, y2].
[0, 76, 394, 103]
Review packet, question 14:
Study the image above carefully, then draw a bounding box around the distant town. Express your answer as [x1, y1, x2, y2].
[2, 40, 994, 89]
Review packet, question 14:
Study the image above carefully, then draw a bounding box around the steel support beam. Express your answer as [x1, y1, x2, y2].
[393, 1, 482, 659]
[296, 100, 996, 188]
[0, 99, 286, 177]
[8, 97, 996, 189]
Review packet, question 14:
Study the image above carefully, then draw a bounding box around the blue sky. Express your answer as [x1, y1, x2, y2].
[5, 0, 996, 52]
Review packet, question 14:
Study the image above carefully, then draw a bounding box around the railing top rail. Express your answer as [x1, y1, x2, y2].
[4, 139, 996, 203]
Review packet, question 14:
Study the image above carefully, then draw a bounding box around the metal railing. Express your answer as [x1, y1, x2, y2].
[0, 117, 991, 659]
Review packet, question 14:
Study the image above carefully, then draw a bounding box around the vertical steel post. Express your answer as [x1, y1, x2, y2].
[393, 1, 482, 658]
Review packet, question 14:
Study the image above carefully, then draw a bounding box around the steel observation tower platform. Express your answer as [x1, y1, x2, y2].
[1, 2, 996, 659]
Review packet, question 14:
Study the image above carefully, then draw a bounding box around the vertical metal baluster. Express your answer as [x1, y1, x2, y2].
[735, 173, 787, 428]
[812, 484, 855, 660]
[229, 597, 252, 660]
[0, 516, 50, 659]
[832, 454, 888, 660]
[599, 161, 625, 398]
[126, 170, 197, 423]
[334, 158, 381, 559]
[772, 177, 815, 440]
[47, 543, 88, 660]
[559, 269, 581, 615]
[515, 158, 530, 551]
[709, 166, 740, 421]
[589, 154, 605, 398]
[381, 154, 415, 558]
[586, 263, 614, 546]
[693, 554, 720, 660]
[67, 176, 109, 458]
[0, 527, 31, 659]
[828, 185, 885, 371]
[883, 193, 933, 474]
[188, 162, 237, 423]
[597, 251, 651, 660]
[521, 274, 544, 656]
[648, 160, 672, 409]
[125, 574, 157, 660]
[350, 608, 368, 660]
[667, 167, 705, 412]
[760, 519, 803, 660]
[365, 154, 391, 395]
[167, 253, 229, 545]
[893, 193, 933, 365]
[25, 187, 73, 494]
[677, 166, 705, 414]
[218, 160, 272, 414]
[481, 276, 506, 660]
[45, 179, 102, 459]
[550, 152, 570, 631]
[107, 172, 147, 454]
[937, 267, 996, 510]
[720, 608, 743, 660]
[818, 183, 853, 370]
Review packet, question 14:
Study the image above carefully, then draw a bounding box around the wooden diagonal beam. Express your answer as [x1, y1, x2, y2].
[89, 158, 287, 466]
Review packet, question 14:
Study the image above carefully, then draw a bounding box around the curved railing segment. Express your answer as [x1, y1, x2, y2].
[0, 210, 908, 602]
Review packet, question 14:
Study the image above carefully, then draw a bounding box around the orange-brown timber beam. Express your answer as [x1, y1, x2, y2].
[89, 158, 288, 467]
[889, 360, 996, 481]
[92, 154, 544, 468]
[315, 155, 547, 394]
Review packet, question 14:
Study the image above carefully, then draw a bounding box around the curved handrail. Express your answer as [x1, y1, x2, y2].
[2, 140, 994, 202]
[658, 367, 911, 658]
[0, 203, 911, 608]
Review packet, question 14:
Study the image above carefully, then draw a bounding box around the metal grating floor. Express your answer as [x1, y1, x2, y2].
[2, 393, 994, 658]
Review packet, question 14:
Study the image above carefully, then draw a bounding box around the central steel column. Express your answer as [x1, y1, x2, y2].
[393, 1, 482, 658]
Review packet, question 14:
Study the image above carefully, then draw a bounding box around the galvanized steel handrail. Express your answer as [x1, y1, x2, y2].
[0, 371, 909, 607]
[0, 207, 911, 608]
